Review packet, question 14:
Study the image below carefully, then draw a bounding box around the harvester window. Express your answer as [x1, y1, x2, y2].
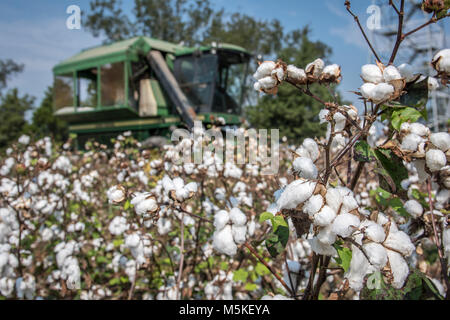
[101, 62, 125, 107]
[54, 74, 74, 110]
[77, 69, 97, 107]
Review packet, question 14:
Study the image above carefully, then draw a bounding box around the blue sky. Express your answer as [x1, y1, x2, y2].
[0, 0, 448, 116]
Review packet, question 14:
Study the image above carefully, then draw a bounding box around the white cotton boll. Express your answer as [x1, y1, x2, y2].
[306, 58, 325, 77]
[232, 225, 247, 244]
[363, 242, 388, 269]
[323, 64, 341, 77]
[377, 212, 390, 226]
[413, 160, 429, 182]
[319, 109, 329, 124]
[286, 65, 307, 81]
[107, 185, 126, 204]
[276, 179, 316, 211]
[436, 189, 449, 206]
[432, 49, 450, 73]
[360, 83, 376, 100]
[332, 213, 360, 238]
[386, 250, 409, 289]
[253, 81, 261, 91]
[317, 225, 337, 245]
[301, 138, 320, 162]
[342, 195, 358, 213]
[271, 67, 285, 81]
[426, 149, 447, 172]
[333, 112, 347, 132]
[309, 237, 337, 256]
[254, 61, 276, 80]
[229, 208, 247, 226]
[214, 210, 230, 231]
[18, 135, 30, 145]
[361, 64, 383, 84]
[401, 133, 423, 152]
[404, 200, 423, 219]
[292, 157, 318, 179]
[443, 228, 450, 258]
[409, 123, 429, 136]
[125, 234, 140, 248]
[134, 197, 158, 216]
[371, 83, 394, 103]
[314, 205, 337, 227]
[184, 182, 198, 194]
[325, 188, 343, 213]
[346, 245, 371, 292]
[383, 230, 415, 257]
[383, 66, 402, 82]
[428, 77, 440, 91]
[213, 225, 237, 256]
[397, 63, 416, 82]
[258, 76, 278, 90]
[303, 194, 324, 218]
[430, 132, 450, 152]
[361, 221, 386, 243]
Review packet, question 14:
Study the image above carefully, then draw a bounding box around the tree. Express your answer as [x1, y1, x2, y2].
[0, 88, 34, 149]
[30, 86, 68, 142]
[0, 59, 24, 92]
[246, 28, 344, 143]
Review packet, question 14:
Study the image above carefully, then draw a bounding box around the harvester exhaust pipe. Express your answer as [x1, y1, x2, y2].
[147, 50, 197, 130]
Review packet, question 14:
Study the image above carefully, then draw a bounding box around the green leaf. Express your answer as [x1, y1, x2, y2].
[399, 77, 428, 111]
[272, 215, 288, 232]
[354, 141, 375, 162]
[255, 262, 270, 276]
[109, 278, 120, 286]
[244, 283, 258, 291]
[123, 200, 131, 210]
[332, 244, 352, 272]
[233, 269, 249, 282]
[389, 197, 409, 217]
[374, 148, 408, 193]
[259, 211, 274, 223]
[391, 107, 422, 131]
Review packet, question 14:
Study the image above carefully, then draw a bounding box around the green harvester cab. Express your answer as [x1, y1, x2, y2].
[52, 36, 251, 146]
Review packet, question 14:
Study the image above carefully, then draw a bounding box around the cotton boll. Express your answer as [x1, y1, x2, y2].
[383, 66, 402, 82]
[363, 242, 388, 269]
[318, 109, 329, 124]
[386, 250, 409, 289]
[299, 138, 320, 162]
[303, 194, 324, 218]
[322, 64, 341, 78]
[360, 83, 376, 100]
[361, 221, 386, 243]
[253, 61, 276, 80]
[371, 83, 394, 103]
[361, 64, 383, 84]
[404, 200, 423, 219]
[286, 65, 307, 82]
[426, 149, 447, 172]
[383, 230, 415, 257]
[342, 195, 358, 213]
[125, 234, 140, 248]
[258, 76, 278, 90]
[436, 189, 449, 207]
[443, 227, 450, 259]
[306, 58, 325, 77]
[229, 208, 247, 226]
[314, 205, 337, 227]
[214, 210, 230, 231]
[401, 133, 423, 152]
[292, 157, 318, 179]
[326, 188, 343, 213]
[430, 132, 450, 152]
[309, 237, 337, 256]
[428, 77, 440, 91]
[409, 123, 429, 136]
[413, 160, 429, 182]
[333, 112, 347, 132]
[317, 225, 337, 245]
[271, 67, 285, 81]
[332, 213, 360, 238]
[432, 49, 450, 73]
[276, 179, 316, 211]
[346, 245, 371, 292]
[213, 225, 237, 256]
[397, 63, 416, 82]
[231, 225, 247, 244]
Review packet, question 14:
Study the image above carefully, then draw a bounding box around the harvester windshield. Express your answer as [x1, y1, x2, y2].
[173, 49, 249, 114]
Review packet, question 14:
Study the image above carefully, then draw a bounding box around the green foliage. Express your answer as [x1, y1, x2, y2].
[370, 187, 408, 217]
[0, 88, 34, 150]
[373, 148, 408, 194]
[233, 269, 249, 282]
[265, 215, 289, 258]
[354, 141, 376, 162]
[391, 107, 423, 131]
[361, 269, 444, 300]
[332, 243, 352, 272]
[0, 59, 23, 91]
[28, 86, 68, 142]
